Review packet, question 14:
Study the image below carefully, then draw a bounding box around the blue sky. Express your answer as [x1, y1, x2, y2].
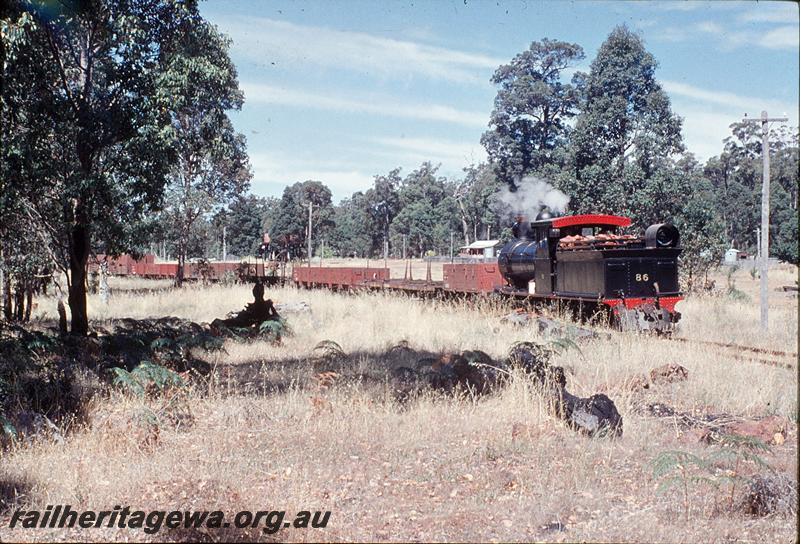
[200, 0, 799, 203]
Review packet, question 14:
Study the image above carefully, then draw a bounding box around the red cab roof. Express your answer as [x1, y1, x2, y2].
[550, 214, 632, 228]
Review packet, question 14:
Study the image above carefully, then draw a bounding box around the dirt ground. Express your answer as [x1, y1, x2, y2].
[0, 263, 796, 542]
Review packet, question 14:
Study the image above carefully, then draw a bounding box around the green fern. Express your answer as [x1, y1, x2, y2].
[149, 337, 175, 350]
[175, 333, 225, 352]
[259, 319, 291, 342]
[24, 333, 58, 353]
[547, 336, 583, 357]
[112, 361, 184, 398]
[1, 414, 17, 440]
[652, 433, 774, 519]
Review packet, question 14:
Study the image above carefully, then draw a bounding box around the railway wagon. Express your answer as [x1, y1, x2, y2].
[292, 266, 390, 288]
[88, 254, 275, 283]
[442, 262, 505, 293]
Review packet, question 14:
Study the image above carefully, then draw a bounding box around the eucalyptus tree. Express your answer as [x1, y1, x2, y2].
[564, 26, 684, 222]
[1, 0, 250, 333]
[159, 16, 250, 285]
[481, 39, 585, 189]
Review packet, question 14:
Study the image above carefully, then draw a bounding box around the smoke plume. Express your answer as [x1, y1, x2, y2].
[493, 176, 570, 221]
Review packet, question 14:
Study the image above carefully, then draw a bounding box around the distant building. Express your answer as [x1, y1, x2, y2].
[459, 240, 502, 258]
[723, 248, 748, 264]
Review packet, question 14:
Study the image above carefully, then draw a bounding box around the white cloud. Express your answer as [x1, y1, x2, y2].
[760, 25, 800, 49]
[248, 152, 376, 200]
[662, 80, 798, 160]
[661, 80, 794, 115]
[373, 136, 486, 166]
[240, 82, 488, 128]
[737, 4, 798, 24]
[695, 21, 724, 34]
[215, 16, 504, 84]
[656, 17, 798, 51]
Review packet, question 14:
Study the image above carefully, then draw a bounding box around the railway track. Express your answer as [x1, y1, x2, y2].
[662, 336, 797, 370]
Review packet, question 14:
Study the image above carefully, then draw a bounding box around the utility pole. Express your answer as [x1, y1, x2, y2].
[755, 227, 761, 264]
[402, 234, 407, 260]
[307, 201, 313, 268]
[742, 111, 787, 331]
[450, 232, 454, 261]
[222, 226, 227, 261]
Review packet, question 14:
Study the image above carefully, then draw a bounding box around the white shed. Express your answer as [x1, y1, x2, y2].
[459, 240, 502, 258]
[724, 248, 741, 264]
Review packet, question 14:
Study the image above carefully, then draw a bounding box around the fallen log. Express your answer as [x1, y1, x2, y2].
[507, 342, 622, 437]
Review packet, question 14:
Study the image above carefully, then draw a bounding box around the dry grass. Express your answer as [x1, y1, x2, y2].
[3, 263, 797, 542]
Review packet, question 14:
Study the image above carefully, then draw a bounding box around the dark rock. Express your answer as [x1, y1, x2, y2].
[559, 391, 623, 437]
[743, 474, 798, 516]
[649, 363, 688, 385]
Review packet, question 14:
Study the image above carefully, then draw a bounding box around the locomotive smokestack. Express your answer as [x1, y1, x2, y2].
[512, 215, 532, 240]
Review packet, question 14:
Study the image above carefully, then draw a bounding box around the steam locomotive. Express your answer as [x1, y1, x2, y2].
[494, 211, 682, 331]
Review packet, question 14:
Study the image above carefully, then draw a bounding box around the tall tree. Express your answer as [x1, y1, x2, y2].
[6, 0, 199, 334]
[271, 180, 334, 258]
[213, 195, 271, 258]
[564, 26, 684, 223]
[481, 39, 585, 188]
[455, 163, 503, 244]
[389, 163, 454, 256]
[364, 168, 401, 255]
[330, 193, 372, 258]
[160, 16, 250, 286]
[704, 121, 799, 257]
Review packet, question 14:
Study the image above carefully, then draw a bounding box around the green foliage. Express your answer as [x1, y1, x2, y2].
[329, 193, 373, 258]
[563, 26, 684, 224]
[157, 16, 251, 284]
[1, 0, 247, 332]
[652, 434, 772, 519]
[455, 163, 504, 245]
[724, 267, 751, 302]
[271, 181, 334, 258]
[481, 39, 585, 187]
[258, 319, 291, 343]
[1, 413, 18, 441]
[546, 336, 583, 357]
[112, 361, 184, 399]
[704, 122, 798, 258]
[387, 163, 462, 257]
[146, 332, 225, 370]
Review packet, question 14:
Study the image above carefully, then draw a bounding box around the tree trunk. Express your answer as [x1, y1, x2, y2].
[24, 285, 32, 321]
[14, 284, 23, 321]
[57, 298, 68, 337]
[2, 274, 11, 320]
[175, 250, 185, 287]
[99, 261, 109, 305]
[68, 216, 90, 335]
[456, 199, 470, 245]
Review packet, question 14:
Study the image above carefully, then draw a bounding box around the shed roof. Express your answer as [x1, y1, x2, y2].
[460, 240, 501, 250]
